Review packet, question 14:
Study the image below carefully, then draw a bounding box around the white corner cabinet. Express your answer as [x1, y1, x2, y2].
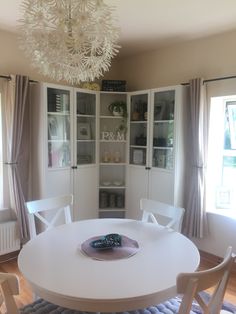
[30, 83, 99, 220]
[30, 83, 187, 221]
[127, 85, 188, 220]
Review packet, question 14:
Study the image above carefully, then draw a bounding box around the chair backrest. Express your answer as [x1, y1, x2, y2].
[0, 272, 19, 314]
[25, 194, 73, 239]
[140, 198, 185, 232]
[177, 246, 235, 314]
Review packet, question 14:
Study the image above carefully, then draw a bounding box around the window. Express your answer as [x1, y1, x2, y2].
[206, 95, 236, 218]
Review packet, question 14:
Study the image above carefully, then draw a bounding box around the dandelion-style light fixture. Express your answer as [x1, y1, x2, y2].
[19, 0, 120, 84]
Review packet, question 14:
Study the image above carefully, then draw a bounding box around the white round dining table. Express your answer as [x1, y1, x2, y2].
[18, 219, 200, 312]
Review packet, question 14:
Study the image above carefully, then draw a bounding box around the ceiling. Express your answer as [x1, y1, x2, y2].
[1, 0, 236, 58]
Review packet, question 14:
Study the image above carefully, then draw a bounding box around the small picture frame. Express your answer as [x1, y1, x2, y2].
[77, 123, 91, 140]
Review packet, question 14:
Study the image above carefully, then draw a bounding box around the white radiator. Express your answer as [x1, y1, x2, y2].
[0, 221, 21, 255]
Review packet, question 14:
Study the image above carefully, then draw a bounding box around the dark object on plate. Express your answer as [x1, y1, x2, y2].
[90, 233, 122, 249]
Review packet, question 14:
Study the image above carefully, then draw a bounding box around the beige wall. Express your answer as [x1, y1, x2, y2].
[108, 29, 236, 91]
[3, 27, 236, 91]
[0, 29, 46, 81]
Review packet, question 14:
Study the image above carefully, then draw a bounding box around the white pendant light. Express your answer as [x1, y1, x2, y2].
[19, 0, 120, 84]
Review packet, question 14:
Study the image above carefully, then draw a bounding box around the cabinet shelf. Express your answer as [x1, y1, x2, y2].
[99, 185, 126, 189]
[77, 140, 95, 142]
[130, 120, 147, 124]
[48, 111, 70, 116]
[48, 165, 70, 170]
[100, 162, 126, 166]
[100, 140, 127, 143]
[98, 208, 126, 212]
[154, 120, 174, 123]
[77, 114, 95, 118]
[100, 115, 124, 119]
[153, 167, 172, 173]
[130, 145, 147, 148]
[153, 146, 173, 150]
[48, 139, 70, 143]
[100, 91, 126, 95]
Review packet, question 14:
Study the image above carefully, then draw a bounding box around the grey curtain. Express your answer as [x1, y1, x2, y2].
[5, 75, 30, 241]
[184, 78, 209, 238]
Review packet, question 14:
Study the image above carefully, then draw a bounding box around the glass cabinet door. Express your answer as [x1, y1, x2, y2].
[129, 93, 149, 166]
[47, 87, 71, 168]
[76, 91, 96, 165]
[152, 90, 175, 170]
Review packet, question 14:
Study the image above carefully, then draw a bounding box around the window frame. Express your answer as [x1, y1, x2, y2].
[206, 95, 236, 219]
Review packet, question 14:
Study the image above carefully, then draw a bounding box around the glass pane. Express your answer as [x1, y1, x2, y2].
[129, 93, 148, 166]
[153, 148, 173, 170]
[48, 114, 70, 141]
[153, 121, 174, 148]
[130, 123, 147, 146]
[152, 90, 175, 170]
[76, 91, 96, 165]
[77, 116, 95, 141]
[47, 88, 70, 113]
[130, 147, 146, 165]
[77, 141, 95, 165]
[76, 92, 96, 115]
[48, 142, 70, 167]
[130, 94, 148, 121]
[47, 87, 71, 169]
[154, 90, 175, 121]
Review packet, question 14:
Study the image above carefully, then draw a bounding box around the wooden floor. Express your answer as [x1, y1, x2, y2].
[198, 252, 236, 305]
[0, 252, 236, 310]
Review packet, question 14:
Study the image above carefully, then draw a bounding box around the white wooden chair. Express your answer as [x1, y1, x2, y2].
[140, 198, 185, 232]
[177, 246, 235, 314]
[0, 273, 19, 314]
[25, 194, 73, 239]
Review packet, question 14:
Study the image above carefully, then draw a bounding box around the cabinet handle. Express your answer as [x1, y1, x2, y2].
[145, 167, 151, 170]
[71, 166, 78, 169]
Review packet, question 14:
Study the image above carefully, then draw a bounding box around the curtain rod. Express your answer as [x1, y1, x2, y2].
[0, 75, 38, 83]
[2, 73, 236, 86]
[181, 75, 236, 86]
